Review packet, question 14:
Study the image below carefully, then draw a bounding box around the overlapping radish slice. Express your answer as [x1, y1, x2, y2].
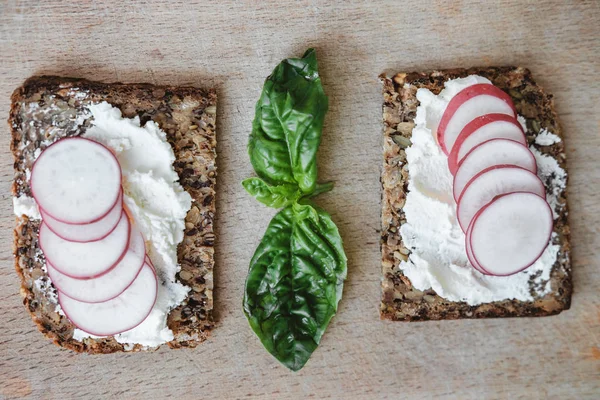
[431, 82, 553, 276]
[453, 139, 537, 201]
[437, 84, 516, 155]
[40, 211, 131, 279]
[469, 192, 553, 276]
[465, 222, 488, 274]
[447, 113, 526, 174]
[41, 191, 124, 243]
[145, 255, 155, 270]
[47, 225, 146, 303]
[456, 165, 545, 232]
[58, 263, 157, 336]
[31, 137, 122, 224]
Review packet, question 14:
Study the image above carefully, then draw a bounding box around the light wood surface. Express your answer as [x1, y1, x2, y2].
[1, 1, 599, 399]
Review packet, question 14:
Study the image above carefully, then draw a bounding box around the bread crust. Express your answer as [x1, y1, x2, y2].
[380, 67, 572, 321]
[9, 76, 217, 352]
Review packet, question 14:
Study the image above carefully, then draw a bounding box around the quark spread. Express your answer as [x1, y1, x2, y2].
[535, 128, 562, 146]
[13, 195, 40, 220]
[13, 102, 192, 348]
[398, 76, 566, 306]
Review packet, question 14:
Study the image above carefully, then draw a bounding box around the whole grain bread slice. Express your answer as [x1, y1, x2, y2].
[10, 76, 217, 352]
[380, 67, 571, 321]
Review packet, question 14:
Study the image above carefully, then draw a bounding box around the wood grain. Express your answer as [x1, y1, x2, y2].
[0, 1, 599, 399]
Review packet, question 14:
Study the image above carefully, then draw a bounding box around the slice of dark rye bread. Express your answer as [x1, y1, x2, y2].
[9, 76, 217, 352]
[380, 67, 571, 321]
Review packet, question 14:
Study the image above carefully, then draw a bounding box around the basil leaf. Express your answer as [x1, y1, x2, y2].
[306, 181, 334, 199]
[242, 177, 300, 209]
[243, 204, 347, 371]
[248, 48, 328, 194]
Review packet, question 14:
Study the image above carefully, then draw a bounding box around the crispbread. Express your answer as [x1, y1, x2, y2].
[10, 76, 217, 352]
[380, 67, 571, 321]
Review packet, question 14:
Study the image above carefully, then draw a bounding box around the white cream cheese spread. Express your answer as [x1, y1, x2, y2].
[535, 128, 562, 146]
[13, 101, 192, 348]
[13, 195, 40, 220]
[398, 76, 565, 305]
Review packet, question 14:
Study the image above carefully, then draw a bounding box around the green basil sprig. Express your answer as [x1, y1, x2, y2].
[242, 49, 347, 371]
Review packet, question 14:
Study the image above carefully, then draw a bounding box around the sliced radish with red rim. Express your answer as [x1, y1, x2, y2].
[58, 263, 157, 336]
[469, 192, 553, 276]
[41, 191, 124, 243]
[465, 222, 489, 274]
[456, 165, 545, 232]
[39, 211, 131, 279]
[145, 255, 155, 269]
[437, 84, 516, 155]
[447, 113, 526, 174]
[453, 139, 537, 201]
[47, 225, 146, 303]
[31, 137, 122, 224]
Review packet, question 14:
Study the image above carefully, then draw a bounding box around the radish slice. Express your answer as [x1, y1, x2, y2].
[40, 191, 124, 243]
[453, 139, 537, 201]
[145, 255, 155, 269]
[469, 192, 553, 276]
[465, 222, 489, 274]
[457, 165, 545, 232]
[58, 263, 157, 336]
[447, 114, 526, 174]
[47, 226, 146, 303]
[437, 84, 516, 154]
[39, 211, 131, 279]
[31, 137, 122, 224]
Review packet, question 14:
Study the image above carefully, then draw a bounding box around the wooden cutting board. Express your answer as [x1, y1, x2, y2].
[0, 1, 598, 398]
